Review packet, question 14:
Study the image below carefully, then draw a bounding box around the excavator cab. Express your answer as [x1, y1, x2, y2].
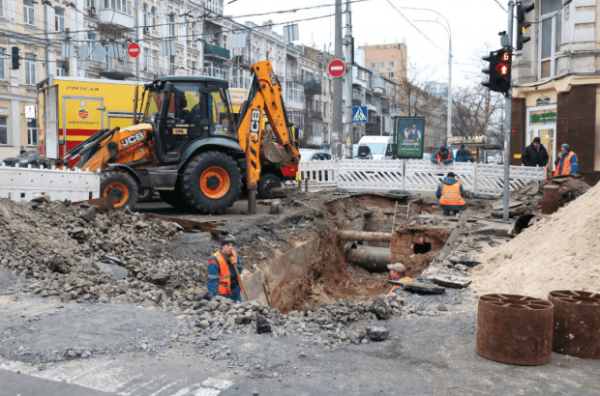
[142, 77, 237, 157]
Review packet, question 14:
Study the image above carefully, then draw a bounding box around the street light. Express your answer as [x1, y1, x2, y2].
[415, 18, 452, 146]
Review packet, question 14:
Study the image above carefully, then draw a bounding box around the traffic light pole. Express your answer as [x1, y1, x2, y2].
[502, 1, 515, 221]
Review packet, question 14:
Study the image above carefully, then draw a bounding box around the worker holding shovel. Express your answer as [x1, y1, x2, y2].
[207, 235, 248, 302]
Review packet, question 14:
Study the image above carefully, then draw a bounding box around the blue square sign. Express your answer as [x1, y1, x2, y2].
[352, 106, 368, 124]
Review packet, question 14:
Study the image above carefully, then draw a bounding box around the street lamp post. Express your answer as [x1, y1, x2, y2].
[415, 18, 452, 145]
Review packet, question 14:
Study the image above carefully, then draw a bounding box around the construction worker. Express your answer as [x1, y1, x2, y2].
[430, 145, 454, 165]
[388, 263, 413, 294]
[436, 172, 466, 216]
[455, 144, 474, 163]
[521, 137, 549, 167]
[554, 144, 578, 177]
[207, 235, 244, 302]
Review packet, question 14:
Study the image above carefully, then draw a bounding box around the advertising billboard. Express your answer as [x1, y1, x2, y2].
[394, 117, 425, 159]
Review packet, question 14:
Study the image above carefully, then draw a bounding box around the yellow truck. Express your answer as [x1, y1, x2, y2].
[38, 77, 143, 159]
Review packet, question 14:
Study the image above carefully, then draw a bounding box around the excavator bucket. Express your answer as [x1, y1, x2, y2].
[260, 129, 291, 168]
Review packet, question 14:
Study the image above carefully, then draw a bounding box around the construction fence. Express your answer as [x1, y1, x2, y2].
[298, 160, 545, 196]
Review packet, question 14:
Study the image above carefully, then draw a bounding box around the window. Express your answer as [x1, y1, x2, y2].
[142, 48, 148, 70]
[539, 0, 562, 79]
[120, 43, 129, 68]
[56, 61, 68, 76]
[170, 55, 176, 74]
[190, 22, 196, 41]
[55, 7, 65, 32]
[168, 13, 176, 37]
[0, 116, 7, 145]
[25, 56, 36, 85]
[151, 49, 157, 73]
[27, 120, 38, 146]
[24, 0, 35, 25]
[357, 68, 367, 80]
[87, 0, 96, 9]
[204, 61, 229, 80]
[388, 72, 394, 78]
[191, 61, 196, 74]
[87, 32, 96, 58]
[379, 62, 384, 68]
[0, 0, 4, 18]
[142, 4, 148, 28]
[103, 0, 131, 14]
[285, 81, 304, 103]
[388, 61, 394, 68]
[369, 62, 375, 70]
[151, 7, 156, 31]
[0, 48, 5, 80]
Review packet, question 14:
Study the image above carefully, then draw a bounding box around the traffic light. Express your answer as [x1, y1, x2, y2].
[481, 49, 512, 94]
[11, 46, 19, 70]
[516, 3, 535, 51]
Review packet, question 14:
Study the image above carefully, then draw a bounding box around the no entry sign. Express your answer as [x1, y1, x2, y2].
[127, 43, 141, 58]
[328, 59, 345, 78]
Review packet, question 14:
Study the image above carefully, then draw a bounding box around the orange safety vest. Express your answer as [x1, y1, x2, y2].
[389, 275, 413, 294]
[213, 251, 242, 296]
[553, 151, 576, 177]
[436, 149, 453, 161]
[439, 181, 466, 206]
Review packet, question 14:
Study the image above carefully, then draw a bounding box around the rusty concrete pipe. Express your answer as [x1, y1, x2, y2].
[549, 290, 600, 359]
[345, 248, 391, 272]
[336, 230, 393, 243]
[476, 294, 554, 366]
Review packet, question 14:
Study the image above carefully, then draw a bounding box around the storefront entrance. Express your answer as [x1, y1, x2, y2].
[527, 105, 557, 171]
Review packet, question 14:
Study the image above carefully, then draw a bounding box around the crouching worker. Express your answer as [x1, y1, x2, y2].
[436, 172, 466, 216]
[207, 235, 244, 302]
[388, 263, 413, 294]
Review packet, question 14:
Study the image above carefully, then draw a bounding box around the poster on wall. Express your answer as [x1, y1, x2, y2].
[394, 117, 425, 159]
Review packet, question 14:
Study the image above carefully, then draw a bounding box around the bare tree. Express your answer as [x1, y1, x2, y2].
[451, 84, 504, 144]
[398, 61, 443, 118]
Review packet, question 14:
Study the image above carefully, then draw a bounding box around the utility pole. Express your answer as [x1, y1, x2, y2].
[502, 1, 515, 221]
[446, 35, 452, 144]
[344, 0, 353, 158]
[332, 0, 343, 158]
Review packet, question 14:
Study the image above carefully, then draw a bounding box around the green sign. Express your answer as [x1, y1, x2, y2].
[531, 111, 556, 125]
[395, 117, 425, 159]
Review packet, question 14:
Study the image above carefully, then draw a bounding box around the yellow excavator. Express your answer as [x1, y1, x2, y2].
[61, 60, 300, 214]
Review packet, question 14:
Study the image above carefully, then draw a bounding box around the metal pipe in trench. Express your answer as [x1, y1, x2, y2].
[345, 248, 391, 272]
[336, 230, 393, 243]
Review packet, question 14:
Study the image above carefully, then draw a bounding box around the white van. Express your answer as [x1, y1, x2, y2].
[357, 136, 394, 160]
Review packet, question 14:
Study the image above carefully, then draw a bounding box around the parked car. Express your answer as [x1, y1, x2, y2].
[299, 149, 331, 162]
[2, 150, 49, 168]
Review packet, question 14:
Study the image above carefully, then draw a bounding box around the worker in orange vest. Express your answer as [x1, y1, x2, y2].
[430, 146, 455, 165]
[553, 144, 578, 177]
[388, 263, 413, 294]
[436, 172, 466, 216]
[207, 235, 244, 302]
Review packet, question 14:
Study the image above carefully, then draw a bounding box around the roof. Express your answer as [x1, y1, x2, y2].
[153, 75, 229, 85]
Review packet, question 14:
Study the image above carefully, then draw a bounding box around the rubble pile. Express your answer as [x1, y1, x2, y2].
[0, 198, 208, 310]
[189, 293, 411, 347]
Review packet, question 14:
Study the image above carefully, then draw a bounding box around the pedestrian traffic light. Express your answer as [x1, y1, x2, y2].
[516, 3, 535, 51]
[11, 46, 19, 70]
[481, 49, 512, 94]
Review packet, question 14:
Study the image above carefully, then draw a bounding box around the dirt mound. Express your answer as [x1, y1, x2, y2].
[472, 181, 600, 298]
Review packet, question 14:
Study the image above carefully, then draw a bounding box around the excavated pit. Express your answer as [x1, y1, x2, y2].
[244, 194, 453, 313]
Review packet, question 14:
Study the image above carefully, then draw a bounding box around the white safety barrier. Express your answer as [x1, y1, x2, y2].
[0, 163, 100, 203]
[298, 159, 545, 196]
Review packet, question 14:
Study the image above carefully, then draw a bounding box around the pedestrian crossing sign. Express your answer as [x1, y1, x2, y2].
[352, 106, 368, 124]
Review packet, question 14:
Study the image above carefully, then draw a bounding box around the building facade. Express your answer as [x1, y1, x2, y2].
[511, 0, 600, 184]
[359, 43, 407, 84]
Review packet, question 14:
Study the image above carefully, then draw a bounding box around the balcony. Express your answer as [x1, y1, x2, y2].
[367, 115, 381, 126]
[204, 44, 230, 60]
[306, 111, 323, 120]
[232, 55, 250, 67]
[98, 9, 134, 30]
[352, 99, 362, 107]
[304, 80, 322, 95]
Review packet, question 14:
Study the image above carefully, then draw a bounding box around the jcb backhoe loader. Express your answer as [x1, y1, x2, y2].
[61, 60, 300, 214]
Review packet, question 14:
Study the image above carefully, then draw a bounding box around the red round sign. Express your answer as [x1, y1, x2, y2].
[127, 43, 141, 58]
[328, 59, 346, 78]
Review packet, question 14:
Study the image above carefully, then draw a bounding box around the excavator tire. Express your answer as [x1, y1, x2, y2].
[257, 173, 282, 199]
[100, 171, 138, 210]
[181, 151, 242, 214]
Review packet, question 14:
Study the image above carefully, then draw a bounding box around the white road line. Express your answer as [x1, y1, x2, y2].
[200, 378, 233, 390]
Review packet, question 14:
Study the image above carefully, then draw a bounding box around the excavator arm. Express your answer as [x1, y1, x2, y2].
[237, 60, 301, 212]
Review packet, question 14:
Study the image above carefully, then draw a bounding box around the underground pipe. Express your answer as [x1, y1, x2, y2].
[345, 247, 391, 272]
[336, 230, 393, 243]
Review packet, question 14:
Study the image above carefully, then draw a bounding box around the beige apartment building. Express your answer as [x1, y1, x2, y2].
[359, 43, 407, 84]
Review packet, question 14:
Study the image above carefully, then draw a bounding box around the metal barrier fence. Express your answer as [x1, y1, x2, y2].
[298, 159, 545, 195]
[0, 163, 100, 203]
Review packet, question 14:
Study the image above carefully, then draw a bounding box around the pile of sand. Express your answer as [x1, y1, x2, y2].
[472, 181, 600, 298]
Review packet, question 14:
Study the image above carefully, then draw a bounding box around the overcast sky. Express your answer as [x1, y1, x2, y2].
[226, 0, 508, 87]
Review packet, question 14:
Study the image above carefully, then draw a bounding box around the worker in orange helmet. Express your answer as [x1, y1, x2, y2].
[388, 263, 413, 294]
[207, 235, 244, 302]
[553, 144, 578, 177]
[436, 172, 466, 216]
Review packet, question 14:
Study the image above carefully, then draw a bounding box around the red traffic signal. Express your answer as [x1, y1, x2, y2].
[496, 63, 509, 76]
